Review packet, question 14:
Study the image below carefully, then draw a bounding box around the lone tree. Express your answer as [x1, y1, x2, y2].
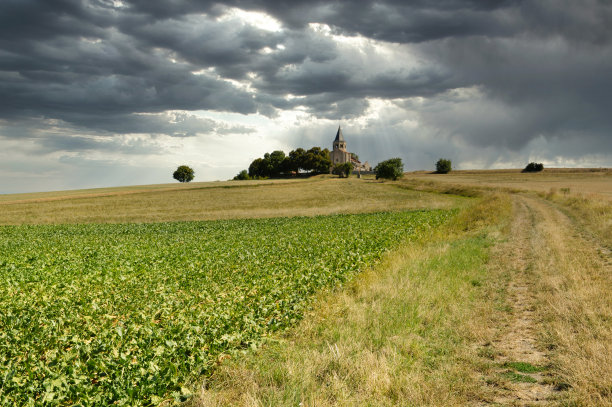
[435, 158, 452, 174]
[523, 162, 544, 172]
[173, 165, 195, 183]
[375, 158, 404, 180]
[333, 162, 353, 178]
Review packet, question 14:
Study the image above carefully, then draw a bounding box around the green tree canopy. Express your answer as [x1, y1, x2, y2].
[304, 147, 331, 173]
[333, 162, 354, 178]
[268, 150, 286, 177]
[523, 162, 544, 172]
[233, 169, 250, 180]
[375, 158, 404, 180]
[248, 158, 266, 178]
[435, 158, 452, 174]
[288, 148, 307, 172]
[173, 165, 195, 183]
[247, 146, 331, 178]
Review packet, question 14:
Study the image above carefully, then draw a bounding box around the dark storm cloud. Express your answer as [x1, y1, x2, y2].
[1, 0, 513, 128]
[0, 0, 611, 169]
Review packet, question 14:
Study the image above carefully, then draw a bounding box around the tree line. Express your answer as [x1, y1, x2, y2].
[235, 147, 332, 180]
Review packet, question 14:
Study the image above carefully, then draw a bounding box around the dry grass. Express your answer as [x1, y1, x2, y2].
[0, 177, 466, 225]
[406, 168, 612, 199]
[524, 197, 612, 406]
[190, 176, 611, 406]
[405, 168, 612, 247]
[191, 193, 512, 407]
[543, 190, 612, 249]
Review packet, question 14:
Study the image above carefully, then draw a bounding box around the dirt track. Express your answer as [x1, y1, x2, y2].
[479, 194, 612, 406]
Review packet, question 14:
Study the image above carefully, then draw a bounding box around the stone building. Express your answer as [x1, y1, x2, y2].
[330, 126, 371, 172]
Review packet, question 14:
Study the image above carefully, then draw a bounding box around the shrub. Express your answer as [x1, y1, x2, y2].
[233, 169, 250, 180]
[435, 158, 452, 174]
[375, 158, 404, 180]
[332, 162, 354, 178]
[523, 162, 544, 172]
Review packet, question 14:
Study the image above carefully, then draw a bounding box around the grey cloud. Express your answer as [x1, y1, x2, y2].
[42, 134, 169, 156]
[1, 0, 611, 191]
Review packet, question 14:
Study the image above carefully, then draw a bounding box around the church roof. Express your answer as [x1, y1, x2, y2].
[334, 126, 345, 142]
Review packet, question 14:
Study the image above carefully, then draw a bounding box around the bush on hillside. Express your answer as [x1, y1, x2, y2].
[523, 162, 544, 172]
[375, 158, 404, 180]
[435, 158, 452, 174]
[233, 169, 250, 180]
[332, 162, 354, 178]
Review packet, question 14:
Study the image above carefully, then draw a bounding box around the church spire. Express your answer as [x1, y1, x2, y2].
[334, 126, 344, 142]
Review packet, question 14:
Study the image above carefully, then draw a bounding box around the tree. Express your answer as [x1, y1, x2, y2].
[268, 150, 286, 177]
[288, 148, 307, 172]
[304, 147, 331, 174]
[435, 158, 452, 174]
[280, 157, 294, 174]
[248, 157, 268, 178]
[173, 165, 194, 183]
[375, 158, 404, 180]
[523, 162, 544, 172]
[233, 169, 250, 180]
[333, 162, 353, 178]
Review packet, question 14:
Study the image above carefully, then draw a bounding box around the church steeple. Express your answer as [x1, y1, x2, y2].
[334, 126, 344, 143]
[333, 126, 346, 151]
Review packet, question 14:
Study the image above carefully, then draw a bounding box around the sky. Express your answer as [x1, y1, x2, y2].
[1, 0, 611, 193]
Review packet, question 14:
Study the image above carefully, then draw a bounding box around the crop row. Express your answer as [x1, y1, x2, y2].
[0, 210, 451, 405]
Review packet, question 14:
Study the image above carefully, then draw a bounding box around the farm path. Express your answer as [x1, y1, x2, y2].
[479, 194, 581, 406]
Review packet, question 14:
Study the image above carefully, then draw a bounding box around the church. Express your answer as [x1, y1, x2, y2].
[330, 126, 371, 172]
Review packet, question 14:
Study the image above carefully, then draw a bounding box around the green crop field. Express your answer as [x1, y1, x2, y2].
[0, 210, 451, 406]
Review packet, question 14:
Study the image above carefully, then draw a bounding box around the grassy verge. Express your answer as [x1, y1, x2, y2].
[193, 193, 512, 406]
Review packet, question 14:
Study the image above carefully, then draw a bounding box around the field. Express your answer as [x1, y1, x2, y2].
[0, 177, 463, 225]
[406, 168, 612, 198]
[1, 172, 610, 406]
[0, 206, 451, 405]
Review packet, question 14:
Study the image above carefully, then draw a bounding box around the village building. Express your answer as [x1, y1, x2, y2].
[330, 126, 372, 172]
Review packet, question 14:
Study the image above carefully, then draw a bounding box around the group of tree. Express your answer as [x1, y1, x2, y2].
[235, 147, 332, 179]
[174, 157, 547, 184]
[523, 162, 544, 172]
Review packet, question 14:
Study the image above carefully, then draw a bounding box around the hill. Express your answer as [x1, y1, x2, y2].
[0, 176, 464, 224]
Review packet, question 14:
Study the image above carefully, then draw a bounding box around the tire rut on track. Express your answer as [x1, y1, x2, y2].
[478, 195, 563, 406]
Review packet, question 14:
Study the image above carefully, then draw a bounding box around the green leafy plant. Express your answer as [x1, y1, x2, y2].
[0, 210, 451, 405]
